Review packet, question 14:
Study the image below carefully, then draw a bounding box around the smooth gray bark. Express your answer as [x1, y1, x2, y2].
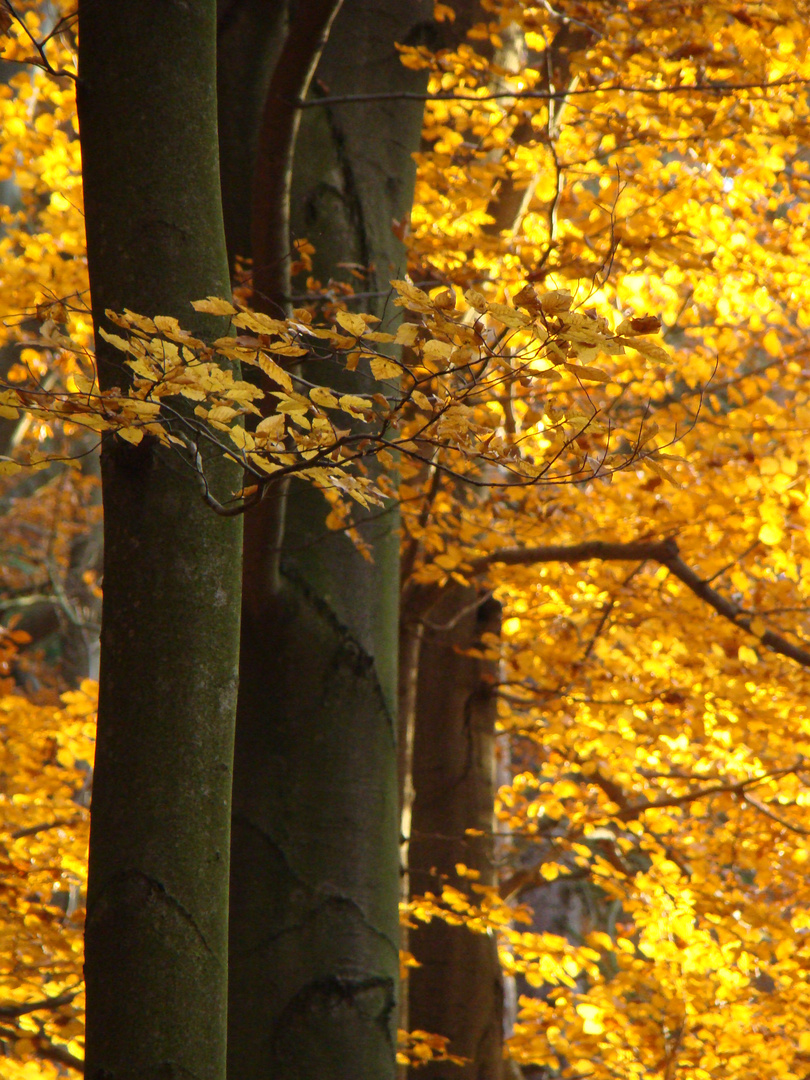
[79, 4, 242, 1078]
[223, 4, 431, 1078]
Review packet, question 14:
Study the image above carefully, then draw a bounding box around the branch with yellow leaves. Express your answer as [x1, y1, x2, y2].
[470, 537, 810, 670]
[3, 281, 682, 521]
[498, 757, 806, 900]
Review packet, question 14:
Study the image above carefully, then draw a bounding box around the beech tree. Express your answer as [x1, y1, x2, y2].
[79, 3, 241, 1079]
[9, 4, 810, 1080]
[216, 4, 430, 1078]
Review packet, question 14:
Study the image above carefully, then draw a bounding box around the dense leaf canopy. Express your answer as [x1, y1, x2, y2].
[4, 1, 810, 1077]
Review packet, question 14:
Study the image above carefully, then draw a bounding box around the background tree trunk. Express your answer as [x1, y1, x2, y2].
[78, 4, 242, 1078]
[405, 588, 505, 1080]
[217, 0, 288, 279]
[223, 4, 431, 1079]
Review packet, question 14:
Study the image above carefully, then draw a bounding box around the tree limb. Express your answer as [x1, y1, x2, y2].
[471, 537, 810, 669]
[251, 0, 344, 313]
[296, 77, 810, 109]
[0, 991, 79, 1019]
[10, 816, 81, 841]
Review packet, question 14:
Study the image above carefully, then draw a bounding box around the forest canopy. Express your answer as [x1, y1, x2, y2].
[4, 1, 810, 1079]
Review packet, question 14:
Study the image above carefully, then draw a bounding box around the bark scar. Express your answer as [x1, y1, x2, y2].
[86, 869, 216, 959]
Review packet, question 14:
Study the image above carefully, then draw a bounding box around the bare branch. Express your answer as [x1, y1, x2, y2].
[1, 0, 76, 80]
[11, 816, 81, 840]
[296, 76, 810, 109]
[742, 793, 810, 836]
[0, 990, 78, 1019]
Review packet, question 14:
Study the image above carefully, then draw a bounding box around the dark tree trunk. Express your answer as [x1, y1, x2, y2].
[222, 4, 431, 1079]
[406, 587, 504, 1080]
[217, 0, 288, 279]
[78, 4, 242, 1078]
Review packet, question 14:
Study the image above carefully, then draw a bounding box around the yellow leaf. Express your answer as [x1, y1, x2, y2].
[274, 394, 310, 414]
[228, 425, 255, 451]
[563, 363, 612, 383]
[0, 460, 23, 475]
[758, 521, 783, 545]
[99, 327, 133, 353]
[364, 330, 396, 343]
[575, 1004, 604, 1035]
[310, 386, 339, 409]
[421, 339, 454, 364]
[394, 323, 419, 347]
[738, 644, 759, 664]
[335, 310, 369, 336]
[153, 315, 182, 334]
[763, 329, 782, 357]
[191, 297, 238, 316]
[233, 311, 288, 335]
[618, 336, 671, 364]
[208, 405, 239, 424]
[644, 456, 680, 486]
[539, 289, 573, 314]
[117, 427, 144, 445]
[268, 342, 308, 357]
[391, 279, 432, 310]
[464, 288, 488, 312]
[370, 355, 401, 380]
[487, 302, 530, 328]
[255, 414, 286, 439]
[257, 355, 294, 393]
[338, 394, 374, 418]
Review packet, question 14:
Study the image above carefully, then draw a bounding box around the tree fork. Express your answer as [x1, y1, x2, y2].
[223, 3, 431, 1077]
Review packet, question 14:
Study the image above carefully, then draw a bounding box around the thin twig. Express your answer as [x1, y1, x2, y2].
[2, 0, 77, 80]
[295, 77, 810, 109]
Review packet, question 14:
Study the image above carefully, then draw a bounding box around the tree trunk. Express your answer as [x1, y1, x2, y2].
[224, 4, 431, 1079]
[217, 0, 288, 279]
[78, 5, 242, 1079]
[406, 587, 504, 1080]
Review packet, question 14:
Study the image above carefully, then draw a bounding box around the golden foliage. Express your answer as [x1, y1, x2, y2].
[0, 629, 92, 1076]
[7, 0, 810, 1077]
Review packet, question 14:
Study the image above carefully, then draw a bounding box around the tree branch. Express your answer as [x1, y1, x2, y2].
[251, 0, 344, 313]
[0, 990, 78, 1018]
[11, 816, 81, 840]
[296, 77, 810, 109]
[35, 1038, 84, 1073]
[742, 792, 810, 836]
[472, 537, 810, 669]
[614, 761, 802, 821]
